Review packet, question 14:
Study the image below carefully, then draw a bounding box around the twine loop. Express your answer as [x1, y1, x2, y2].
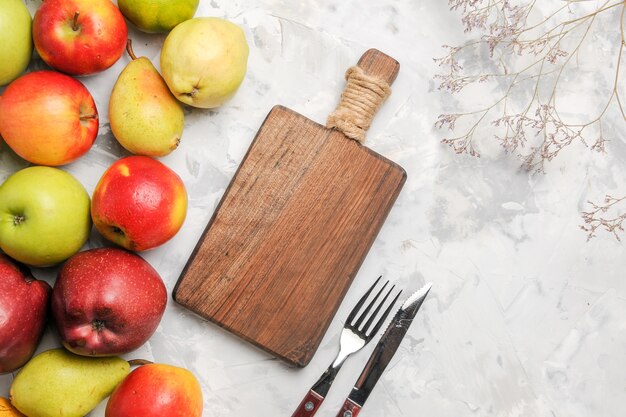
[326, 66, 391, 143]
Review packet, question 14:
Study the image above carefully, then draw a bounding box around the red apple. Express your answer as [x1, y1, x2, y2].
[0, 254, 51, 373]
[0, 71, 98, 166]
[91, 156, 188, 251]
[33, 0, 128, 75]
[51, 248, 167, 356]
[106, 363, 203, 417]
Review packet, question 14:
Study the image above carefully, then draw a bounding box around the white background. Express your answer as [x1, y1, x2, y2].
[1, 1, 625, 416]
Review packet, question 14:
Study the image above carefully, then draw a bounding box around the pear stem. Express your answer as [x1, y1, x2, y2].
[72, 11, 80, 31]
[128, 359, 153, 367]
[126, 39, 137, 61]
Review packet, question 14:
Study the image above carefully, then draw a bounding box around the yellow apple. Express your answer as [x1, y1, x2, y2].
[0, 0, 32, 86]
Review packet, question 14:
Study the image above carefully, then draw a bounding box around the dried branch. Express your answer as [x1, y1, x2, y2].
[581, 195, 626, 241]
[435, 0, 625, 172]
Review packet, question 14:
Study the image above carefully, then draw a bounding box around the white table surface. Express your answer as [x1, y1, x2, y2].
[2, 1, 625, 416]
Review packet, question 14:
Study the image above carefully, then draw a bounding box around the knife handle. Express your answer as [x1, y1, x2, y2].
[335, 398, 362, 417]
[291, 390, 325, 417]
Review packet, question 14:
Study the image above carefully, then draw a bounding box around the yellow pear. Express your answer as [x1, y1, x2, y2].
[9, 349, 130, 417]
[160, 17, 249, 108]
[109, 40, 184, 157]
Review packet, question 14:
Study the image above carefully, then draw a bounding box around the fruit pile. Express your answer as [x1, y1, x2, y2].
[0, 0, 250, 415]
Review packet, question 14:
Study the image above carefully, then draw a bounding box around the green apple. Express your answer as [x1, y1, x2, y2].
[118, 0, 199, 33]
[160, 17, 249, 108]
[0, 167, 91, 267]
[0, 0, 32, 86]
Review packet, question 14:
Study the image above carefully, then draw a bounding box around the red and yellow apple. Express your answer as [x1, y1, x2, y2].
[91, 156, 187, 251]
[106, 364, 203, 417]
[33, 0, 128, 75]
[0, 71, 98, 166]
[0, 397, 25, 416]
[52, 248, 167, 356]
[0, 254, 51, 374]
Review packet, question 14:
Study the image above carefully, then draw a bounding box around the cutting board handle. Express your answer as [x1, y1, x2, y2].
[356, 48, 400, 86]
[326, 49, 400, 143]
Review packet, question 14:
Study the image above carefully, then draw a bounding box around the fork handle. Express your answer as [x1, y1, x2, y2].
[291, 364, 341, 417]
[291, 390, 325, 417]
[335, 398, 362, 417]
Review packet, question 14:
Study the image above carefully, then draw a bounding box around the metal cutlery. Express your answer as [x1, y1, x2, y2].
[291, 276, 401, 417]
[334, 282, 432, 417]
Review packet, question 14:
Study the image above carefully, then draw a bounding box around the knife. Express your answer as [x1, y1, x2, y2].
[334, 282, 432, 417]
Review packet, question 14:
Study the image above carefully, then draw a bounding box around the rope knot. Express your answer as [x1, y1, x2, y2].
[326, 66, 391, 143]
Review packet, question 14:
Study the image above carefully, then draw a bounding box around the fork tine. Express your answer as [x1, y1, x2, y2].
[352, 280, 389, 330]
[367, 289, 403, 337]
[346, 275, 382, 324]
[360, 284, 395, 335]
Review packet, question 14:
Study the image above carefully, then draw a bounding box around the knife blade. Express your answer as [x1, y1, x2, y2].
[334, 282, 432, 417]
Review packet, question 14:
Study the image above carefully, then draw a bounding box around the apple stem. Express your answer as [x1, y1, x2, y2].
[128, 359, 153, 367]
[126, 39, 137, 61]
[80, 114, 98, 121]
[72, 11, 80, 31]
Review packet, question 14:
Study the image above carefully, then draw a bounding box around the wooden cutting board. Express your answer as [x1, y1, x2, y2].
[174, 49, 406, 367]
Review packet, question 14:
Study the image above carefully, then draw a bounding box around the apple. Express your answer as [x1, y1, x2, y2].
[0, 0, 32, 86]
[160, 17, 249, 108]
[0, 166, 91, 267]
[0, 71, 98, 166]
[0, 254, 51, 374]
[106, 363, 202, 417]
[91, 156, 187, 251]
[118, 0, 199, 33]
[0, 397, 25, 416]
[33, 0, 128, 75]
[51, 248, 167, 356]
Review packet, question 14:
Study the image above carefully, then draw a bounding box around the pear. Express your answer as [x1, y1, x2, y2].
[109, 40, 184, 157]
[9, 349, 130, 417]
[118, 0, 199, 33]
[160, 17, 249, 108]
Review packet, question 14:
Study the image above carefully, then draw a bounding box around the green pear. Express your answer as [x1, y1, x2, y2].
[109, 40, 184, 157]
[9, 349, 130, 417]
[118, 0, 199, 33]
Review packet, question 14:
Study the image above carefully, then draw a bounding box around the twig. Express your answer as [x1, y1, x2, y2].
[581, 195, 626, 241]
[436, 0, 626, 240]
[435, 1, 623, 166]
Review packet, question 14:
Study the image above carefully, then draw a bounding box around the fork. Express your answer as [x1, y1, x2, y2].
[291, 276, 401, 417]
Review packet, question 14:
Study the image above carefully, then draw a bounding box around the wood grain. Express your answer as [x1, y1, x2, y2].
[174, 49, 406, 367]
